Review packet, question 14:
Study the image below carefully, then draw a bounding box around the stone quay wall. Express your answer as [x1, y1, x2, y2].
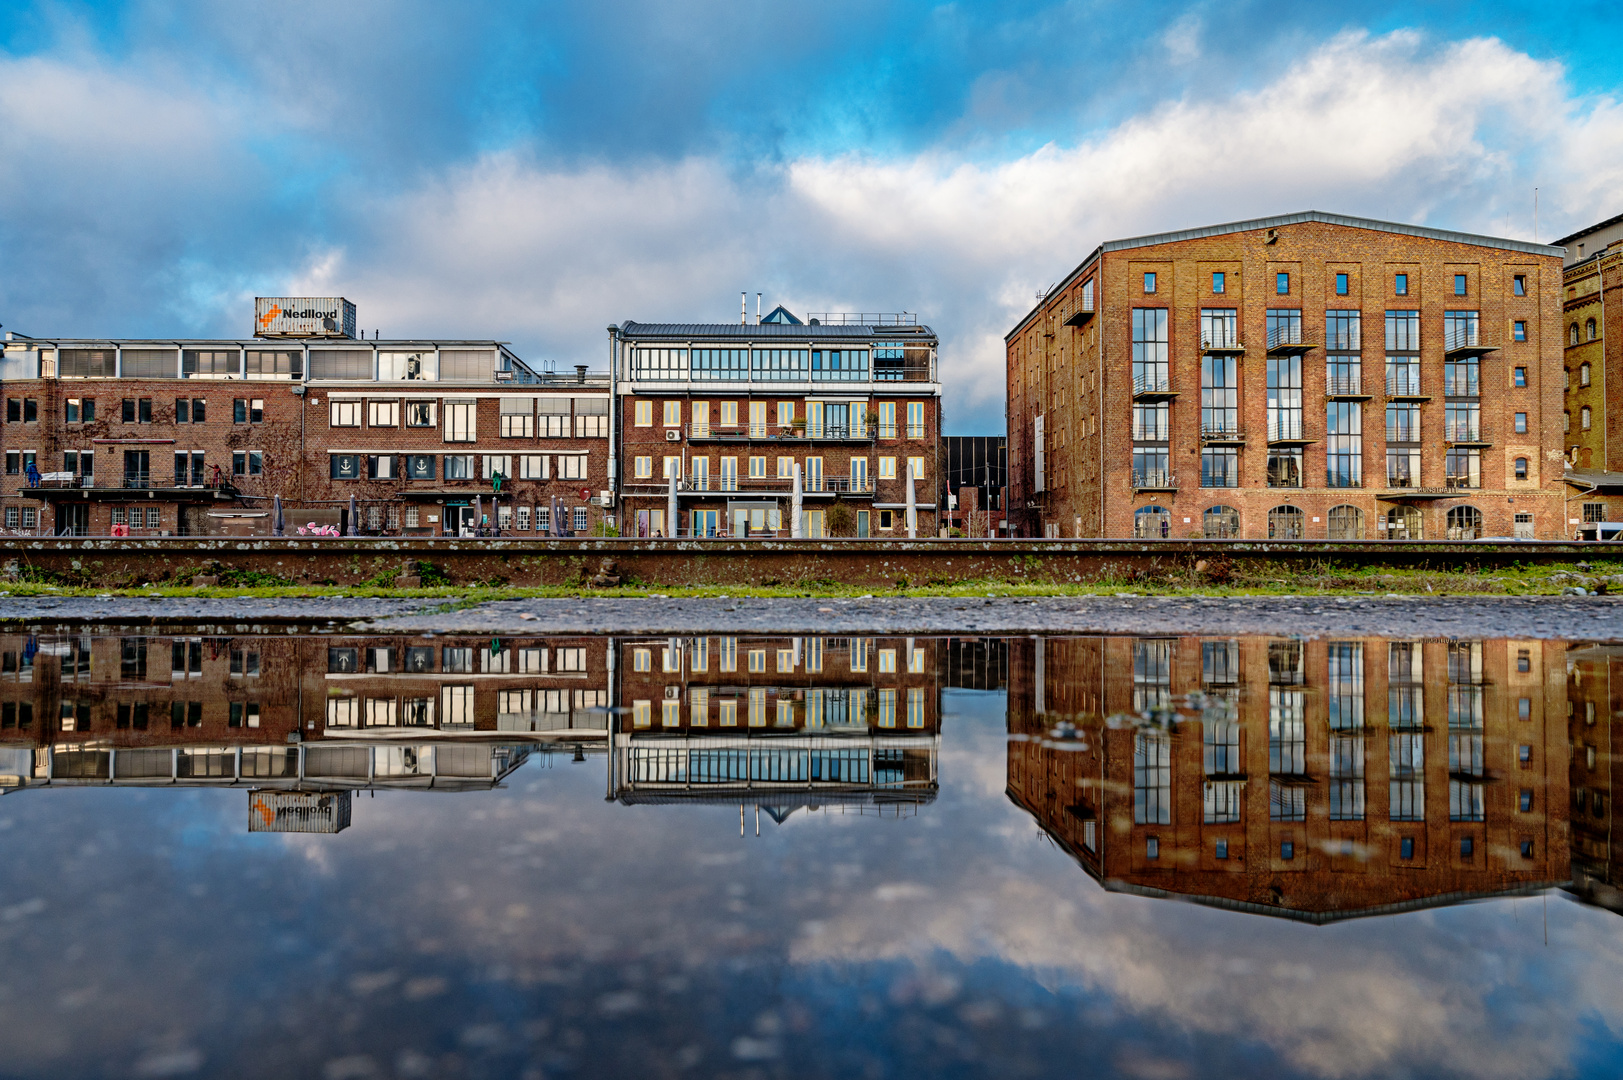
[0, 537, 1606, 589]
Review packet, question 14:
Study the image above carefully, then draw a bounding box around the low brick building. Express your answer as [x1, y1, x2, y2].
[609, 307, 943, 538]
[0, 324, 612, 536]
[1006, 212, 1567, 540]
[1006, 634, 1570, 920]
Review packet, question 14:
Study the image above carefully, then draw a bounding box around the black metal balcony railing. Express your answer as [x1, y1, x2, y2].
[1444, 424, 1487, 444]
[122, 473, 152, 490]
[1267, 419, 1306, 442]
[1132, 471, 1176, 490]
[1200, 424, 1244, 442]
[1387, 374, 1424, 396]
[1325, 375, 1363, 396]
[1201, 334, 1243, 352]
[678, 476, 876, 495]
[1267, 324, 1302, 349]
[684, 422, 876, 442]
[1133, 373, 1172, 395]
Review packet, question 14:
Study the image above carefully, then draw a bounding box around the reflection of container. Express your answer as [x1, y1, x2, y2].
[248, 790, 352, 834]
[254, 297, 357, 339]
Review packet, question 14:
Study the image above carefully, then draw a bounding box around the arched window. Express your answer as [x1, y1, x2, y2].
[1202, 505, 1240, 539]
[1583, 406, 1592, 430]
[1572, 323, 1582, 346]
[1581, 362, 1592, 386]
[1589, 318, 1599, 342]
[1133, 504, 1172, 539]
[1327, 505, 1364, 540]
[1446, 505, 1483, 541]
[1514, 457, 1528, 480]
[1267, 504, 1305, 540]
[1386, 506, 1422, 540]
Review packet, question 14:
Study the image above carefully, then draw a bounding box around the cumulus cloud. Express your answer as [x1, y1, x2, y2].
[273, 30, 1619, 430]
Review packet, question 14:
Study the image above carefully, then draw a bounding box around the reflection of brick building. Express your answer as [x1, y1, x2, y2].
[0, 328, 611, 537]
[1006, 213, 1566, 540]
[1007, 635, 1570, 921]
[609, 310, 942, 538]
[0, 632, 608, 792]
[1563, 643, 1623, 912]
[609, 635, 939, 811]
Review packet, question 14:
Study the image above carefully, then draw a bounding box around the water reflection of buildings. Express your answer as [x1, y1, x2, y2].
[1564, 644, 1623, 912]
[609, 636, 941, 821]
[1008, 636, 1571, 921]
[0, 632, 612, 830]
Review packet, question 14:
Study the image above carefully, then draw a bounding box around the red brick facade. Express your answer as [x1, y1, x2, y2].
[0, 340, 611, 536]
[1007, 214, 1567, 540]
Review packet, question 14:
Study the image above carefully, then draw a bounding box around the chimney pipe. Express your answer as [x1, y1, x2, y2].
[741, 292, 746, 326]
[575, 364, 587, 383]
[756, 293, 761, 325]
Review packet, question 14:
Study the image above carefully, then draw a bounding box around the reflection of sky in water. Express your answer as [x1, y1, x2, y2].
[0, 688, 1620, 1078]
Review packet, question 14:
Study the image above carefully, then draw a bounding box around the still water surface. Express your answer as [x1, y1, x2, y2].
[1, 629, 1621, 1078]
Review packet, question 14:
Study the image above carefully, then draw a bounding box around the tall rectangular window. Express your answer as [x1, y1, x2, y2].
[1132, 402, 1170, 489]
[1266, 309, 1301, 349]
[1133, 731, 1171, 824]
[1266, 355, 1302, 442]
[444, 401, 476, 442]
[1201, 446, 1238, 488]
[1444, 311, 1480, 355]
[1200, 308, 1237, 350]
[1211, 271, 1225, 293]
[1132, 308, 1169, 394]
[1200, 354, 1237, 436]
[1454, 273, 1467, 296]
[1326, 402, 1362, 487]
[1394, 272, 1408, 296]
[1335, 272, 1350, 295]
[1385, 311, 1421, 397]
[1276, 272, 1290, 295]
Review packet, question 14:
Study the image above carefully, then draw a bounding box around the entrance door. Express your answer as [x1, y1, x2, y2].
[1514, 512, 1535, 539]
[692, 510, 719, 538]
[57, 504, 88, 536]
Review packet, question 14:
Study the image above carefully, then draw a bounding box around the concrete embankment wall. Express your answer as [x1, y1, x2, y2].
[0, 538, 1602, 589]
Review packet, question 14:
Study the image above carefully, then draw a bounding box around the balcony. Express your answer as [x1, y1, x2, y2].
[1444, 327, 1498, 358]
[1265, 421, 1314, 446]
[1266, 325, 1316, 356]
[1131, 471, 1177, 492]
[1377, 483, 1453, 500]
[1444, 425, 1491, 447]
[685, 423, 875, 443]
[1385, 375, 1430, 401]
[1132, 374, 1177, 400]
[1325, 376, 1371, 400]
[1201, 334, 1246, 356]
[1200, 425, 1246, 445]
[803, 477, 876, 496]
[123, 473, 153, 490]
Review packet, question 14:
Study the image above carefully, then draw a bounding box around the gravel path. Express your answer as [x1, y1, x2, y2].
[5, 594, 1623, 639]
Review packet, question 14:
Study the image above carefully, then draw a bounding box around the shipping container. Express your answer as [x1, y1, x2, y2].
[248, 790, 353, 834]
[254, 297, 357, 339]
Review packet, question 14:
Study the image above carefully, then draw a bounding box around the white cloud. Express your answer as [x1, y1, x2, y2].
[278, 29, 1619, 431]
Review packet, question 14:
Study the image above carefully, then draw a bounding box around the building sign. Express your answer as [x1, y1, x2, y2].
[255, 297, 357, 339]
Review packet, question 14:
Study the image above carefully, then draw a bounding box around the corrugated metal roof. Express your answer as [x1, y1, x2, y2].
[617, 321, 935, 341]
[1006, 210, 1567, 342]
[1563, 468, 1623, 491]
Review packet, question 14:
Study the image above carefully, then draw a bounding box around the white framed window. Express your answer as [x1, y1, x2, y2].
[405, 401, 436, 427]
[500, 397, 535, 437]
[538, 397, 571, 437]
[329, 400, 361, 427]
[326, 696, 358, 728]
[574, 507, 587, 532]
[518, 646, 547, 672]
[440, 685, 475, 728]
[559, 455, 588, 480]
[369, 400, 399, 427]
[444, 400, 476, 442]
[520, 455, 548, 479]
[482, 455, 512, 480]
[556, 647, 586, 672]
[516, 505, 531, 530]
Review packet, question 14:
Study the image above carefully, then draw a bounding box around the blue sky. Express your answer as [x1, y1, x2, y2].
[1, 0, 1621, 431]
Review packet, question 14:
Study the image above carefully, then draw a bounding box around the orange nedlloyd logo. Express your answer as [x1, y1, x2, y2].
[257, 303, 283, 331]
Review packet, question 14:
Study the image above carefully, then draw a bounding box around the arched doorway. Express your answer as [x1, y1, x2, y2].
[1134, 505, 1172, 539]
[1446, 505, 1483, 541]
[1202, 505, 1240, 539]
[1386, 506, 1422, 540]
[1268, 505, 1305, 540]
[1327, 505, 1365, 540]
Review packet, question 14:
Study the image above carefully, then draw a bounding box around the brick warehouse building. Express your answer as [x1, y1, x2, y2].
[1552, 212, 1623, 536]
[1005, 212, 1567, 540]
[0, 309, 612, 536]
[609, 307, 942, 538]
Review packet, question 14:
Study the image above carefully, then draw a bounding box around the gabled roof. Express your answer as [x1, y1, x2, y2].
[1006, 210, 1567, 342]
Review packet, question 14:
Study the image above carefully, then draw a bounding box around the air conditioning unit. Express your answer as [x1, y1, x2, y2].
[665, 429, 681, 442]
[597, 491, 613, 507]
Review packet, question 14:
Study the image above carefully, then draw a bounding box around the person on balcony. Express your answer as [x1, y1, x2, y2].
[24, 461, 40, 488]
